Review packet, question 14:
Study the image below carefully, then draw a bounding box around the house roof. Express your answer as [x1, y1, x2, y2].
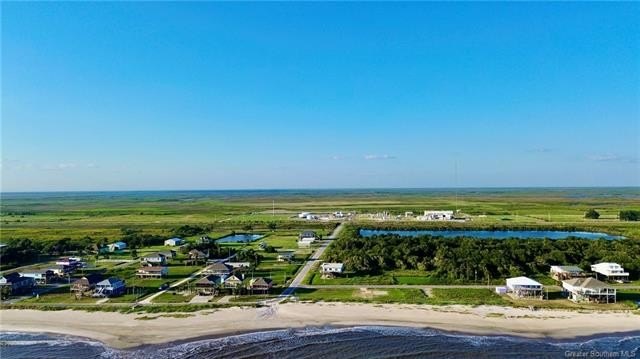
[74, 274, 103, 285]
[83, 274, 103, 284]
[112, 242, 126, 246]
[506, 276, 542, 286]
[591, 262, 626, 270]
[1, 272, 22, 282]
[321, 262, 344, 268]
[167, 237, 183, 242]
[143, 252, 166, 258]
[97, 277, 124, 286]
[226, 262, 251, 268]
[21, 269, 53, 275]
[552, 265, 584, 273]
[196, 275, 222, 286]
[300, 231, 317, 237]
[189, 249, 207, 257]
[563, 277, 611, 290]
[250, 277, 272, 286]
[224, 275, 242, 282]
[206, 262, 232, 272]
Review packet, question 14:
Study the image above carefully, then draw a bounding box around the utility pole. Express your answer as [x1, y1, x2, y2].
[455, 157, 459, 213]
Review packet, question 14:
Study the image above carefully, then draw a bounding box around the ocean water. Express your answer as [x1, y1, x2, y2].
[2, 327, 639, 359]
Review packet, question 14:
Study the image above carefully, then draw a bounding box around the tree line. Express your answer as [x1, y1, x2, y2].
[323, 227, 640, 282]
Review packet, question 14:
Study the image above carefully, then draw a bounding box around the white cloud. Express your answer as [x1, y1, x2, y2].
[587, 154, 638, 163]
[1, 159, 34, 171]
[364, 154, 396, 160]
[42, 163, 78, 171]
[528, 147, 554, 153]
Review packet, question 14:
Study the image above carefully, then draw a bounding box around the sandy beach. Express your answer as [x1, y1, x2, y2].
[1, 303, 639, 349]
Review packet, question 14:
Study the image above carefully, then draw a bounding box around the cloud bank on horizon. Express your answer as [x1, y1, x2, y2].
[2, 2, 638, 191]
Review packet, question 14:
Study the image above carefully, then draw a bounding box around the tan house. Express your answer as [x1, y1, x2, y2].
[71, 274, 103, 297]
[195, 275, 223, 295]
[223, 274, 243, 289]
[248, 277, 272, 294]
[136, 266, 168, 278]
[550, 265, 587, 281]
[187, 249, 208, 264]
[203, 262, 232, 276]
[562, 277, 616, 303]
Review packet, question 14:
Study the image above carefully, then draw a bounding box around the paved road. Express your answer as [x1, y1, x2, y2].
[274, 223, 345, 300]
[137, 254, 237, 305]
[297, 284, 497, 289]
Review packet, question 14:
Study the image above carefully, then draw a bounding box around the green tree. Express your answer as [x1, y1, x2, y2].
[0, 285, 11, 300]
[620, 210, 640, 221]
[584, 209, 600, 219]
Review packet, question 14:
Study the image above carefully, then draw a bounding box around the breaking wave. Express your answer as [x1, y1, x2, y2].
[2, 326, 639, 359]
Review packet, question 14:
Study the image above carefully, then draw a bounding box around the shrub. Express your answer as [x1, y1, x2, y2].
[584, 209, 600, 219]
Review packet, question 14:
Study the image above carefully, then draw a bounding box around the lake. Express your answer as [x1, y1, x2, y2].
[216, 233, 264, 243]
[359, 229, 623, 240]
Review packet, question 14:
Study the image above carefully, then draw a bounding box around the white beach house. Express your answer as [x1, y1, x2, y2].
[590, 262, 629, 282]
[141, 253, 168, 265]
[505, 276, 543, 298]
[320, 263, 344, 277]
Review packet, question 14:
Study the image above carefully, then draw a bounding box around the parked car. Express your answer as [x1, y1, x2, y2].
[159, 283, 170, 290]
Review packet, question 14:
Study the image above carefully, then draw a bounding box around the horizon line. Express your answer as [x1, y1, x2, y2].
[1, 185, 639, 195]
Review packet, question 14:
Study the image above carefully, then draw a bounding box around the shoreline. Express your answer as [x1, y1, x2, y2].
[2, 303, 640, 350]
[5, 325, 640, 353]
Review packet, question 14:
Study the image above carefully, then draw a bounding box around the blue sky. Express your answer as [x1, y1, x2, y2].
[2, 2, 639, 191]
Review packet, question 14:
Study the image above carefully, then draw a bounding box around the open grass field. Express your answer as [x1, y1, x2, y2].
[2, 188, 638, 242]
[1, 188, 639, 308]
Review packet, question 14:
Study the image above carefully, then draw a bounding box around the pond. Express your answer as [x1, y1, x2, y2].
[358, 229, 623, 240]
[216, 233, 264, 243]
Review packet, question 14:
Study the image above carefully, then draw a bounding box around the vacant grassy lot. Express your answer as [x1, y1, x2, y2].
[295, 288, 430, 304]
[428, 288, 509, 306]
[153, 292, 196, 303]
